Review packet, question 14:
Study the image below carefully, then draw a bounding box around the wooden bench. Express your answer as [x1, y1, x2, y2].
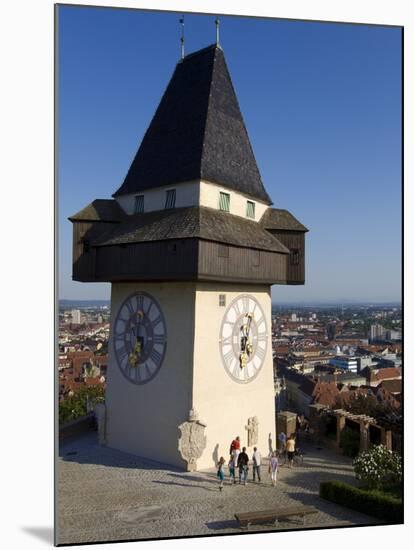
[235, 505, 318, 529]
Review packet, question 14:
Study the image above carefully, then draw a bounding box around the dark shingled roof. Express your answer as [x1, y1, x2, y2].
[260, 208, 309, 232]
[93, 206, 289, 254]
[113, 45, 272, 205]
[68, 199, 125, 222]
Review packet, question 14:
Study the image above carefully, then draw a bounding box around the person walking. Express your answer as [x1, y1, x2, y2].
[228, 455, 236, 484]
[237, 447, 249, 485]
[286, 434, 296, 468]
[229, 436, 241, 465]
[268, 451, 279, 486]
[217, 456, 226, 492]
[252, 447, 261, 482]
[278, 431, 286, 453]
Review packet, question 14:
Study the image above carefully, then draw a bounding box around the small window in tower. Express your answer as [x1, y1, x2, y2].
[252, 250, 260, 266]
[83, 239, 90, 253]
[219, 192, 230, 212]
[168, 242, 178, 254]
[165, 189, 176, 209]
[246, 200, 255, 219]
[217, 244, 229, 258]
[219, 294, 226, 307]
[134, 195, 144, 214]
[290, 248, 300, 265]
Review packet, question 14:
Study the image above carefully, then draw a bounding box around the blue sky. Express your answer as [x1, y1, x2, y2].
[58, 6, 402, 303]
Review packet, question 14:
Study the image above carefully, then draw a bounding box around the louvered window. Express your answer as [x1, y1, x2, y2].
[219, 192, 230, 212]
[246, 200, 255, 219]
[165, 189, 176, 209]
[217, 244, 229, 258]
[290, 248, 300, 265]
[134, 195, 144, 213]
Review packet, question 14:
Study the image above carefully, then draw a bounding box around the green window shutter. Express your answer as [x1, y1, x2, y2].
[219, 192, 230, 212]
[134, 195, 144, 213]
[246, 200, 255, 219]
[165, 189, 176, 209]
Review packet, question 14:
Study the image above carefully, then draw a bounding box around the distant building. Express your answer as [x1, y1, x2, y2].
[385, 329, 402, 341]
[291, 313, 297, 322]
[365, 366, 402, 388]
[370, 323, 386, 342]
[329, 356, 358, 373]
[71, 309, 81, 324]
[356, 355, 378, 373]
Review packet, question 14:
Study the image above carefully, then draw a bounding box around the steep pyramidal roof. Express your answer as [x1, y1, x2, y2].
[113, 44, 272, 204]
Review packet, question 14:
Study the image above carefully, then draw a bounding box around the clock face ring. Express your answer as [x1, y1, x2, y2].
[219, 294, 268, 384]
[113, 291, 167, 385]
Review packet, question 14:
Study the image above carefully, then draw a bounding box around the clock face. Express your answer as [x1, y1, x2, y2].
[113, 291, 167, 385]
[219, 294, 268, 384]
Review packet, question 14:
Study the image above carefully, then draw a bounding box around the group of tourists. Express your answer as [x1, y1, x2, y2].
[216, 433, 298, 491]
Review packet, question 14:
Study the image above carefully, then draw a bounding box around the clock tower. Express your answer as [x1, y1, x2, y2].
[69, 44, 308, 470]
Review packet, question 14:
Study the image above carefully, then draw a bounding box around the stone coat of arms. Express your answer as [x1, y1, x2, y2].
[245, 416, 259, 447]
[178, 409, 207, 471]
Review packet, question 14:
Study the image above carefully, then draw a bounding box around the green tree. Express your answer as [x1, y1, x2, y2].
[59, 385, 105, 424]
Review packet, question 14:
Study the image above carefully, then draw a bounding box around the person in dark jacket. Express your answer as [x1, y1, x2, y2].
[237, 447, 249, 485]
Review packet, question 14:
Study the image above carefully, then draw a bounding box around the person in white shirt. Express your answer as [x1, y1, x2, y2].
[252, 447, 261, 482]
[268, 451, 279, 486]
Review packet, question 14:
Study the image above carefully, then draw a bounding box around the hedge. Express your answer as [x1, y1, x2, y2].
[320, 480, 403, 523]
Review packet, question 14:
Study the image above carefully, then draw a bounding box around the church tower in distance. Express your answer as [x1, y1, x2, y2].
[69, 44, 308, 470]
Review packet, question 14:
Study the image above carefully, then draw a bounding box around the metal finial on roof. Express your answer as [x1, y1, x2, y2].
[179, 16, 185, 60]
[215, 17, 220, 47]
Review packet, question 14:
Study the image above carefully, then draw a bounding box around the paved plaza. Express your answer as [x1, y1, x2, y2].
[57, 432, 378, 545]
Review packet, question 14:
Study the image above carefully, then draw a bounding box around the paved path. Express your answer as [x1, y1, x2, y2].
[57, 433, 378, 544]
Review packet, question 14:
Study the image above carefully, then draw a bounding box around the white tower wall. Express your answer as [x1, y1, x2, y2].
[105, 282, 196, 468]
[192, 283, 276, 469]
[105, 281, 276, 470]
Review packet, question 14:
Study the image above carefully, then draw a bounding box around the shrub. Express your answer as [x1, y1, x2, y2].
[59, 385, 105, 424]
[340, 427, 360, 457]
[320, 480, 403, 523]
[353, 444, 402, 490]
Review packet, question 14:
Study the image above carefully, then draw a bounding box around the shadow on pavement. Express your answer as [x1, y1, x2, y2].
[59, 433, 182, 473]
[205, 519, 240, 530]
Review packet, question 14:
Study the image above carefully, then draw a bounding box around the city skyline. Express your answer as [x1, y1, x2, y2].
[58, 7, 402, 302]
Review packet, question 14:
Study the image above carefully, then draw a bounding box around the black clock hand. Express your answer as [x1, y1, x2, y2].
[246, 315, 252, 336]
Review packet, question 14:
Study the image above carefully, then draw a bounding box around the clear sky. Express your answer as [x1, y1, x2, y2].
[58, 5, 402, 304]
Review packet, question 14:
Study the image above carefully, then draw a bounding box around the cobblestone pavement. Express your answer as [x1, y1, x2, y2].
[57, 433, 378, 545]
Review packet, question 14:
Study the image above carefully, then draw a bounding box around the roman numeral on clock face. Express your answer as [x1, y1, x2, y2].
[256, 345, 266, 361]
[136, 293, 144, 312]
[223, 348, 234, 365]
[150, 347, 162, 366]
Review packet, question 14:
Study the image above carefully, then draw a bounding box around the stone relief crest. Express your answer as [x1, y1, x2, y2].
[245, 416, 259, 447]
[178, 409, 207, 471]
